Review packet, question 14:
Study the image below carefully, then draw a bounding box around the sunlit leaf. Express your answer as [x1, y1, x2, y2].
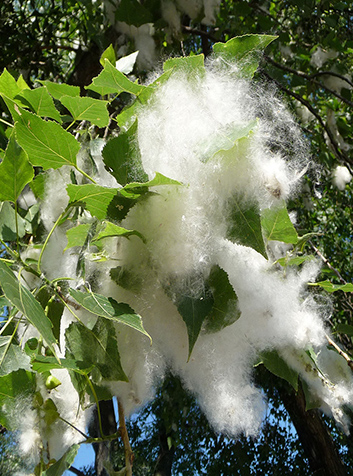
[65, 223, 91, 250]
[67, 184, 119, 219]
[116, 51, 139, 74]
[0, 261, 56, 349]
[163, 55, 205, 78]
[92, 221, 145, 243]
[100, 44, 116, 67]
[86, 59, 145, 96]
[213, 34, 277, 78]
[60, 96, 109, 127]
[309, 280, 353, 293]
[261, 204, 298, 244]
[0, 135, 34, 202]
[69, 288, 151, 341]
[15, 108, 80, 169]
[40, 81, 80, 101]
[17, 87, 62, 122]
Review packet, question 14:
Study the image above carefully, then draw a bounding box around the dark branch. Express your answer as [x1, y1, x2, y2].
[260, 69, 352, 167]
[264, 55, 353, 108]
[69, 467, 87, 476]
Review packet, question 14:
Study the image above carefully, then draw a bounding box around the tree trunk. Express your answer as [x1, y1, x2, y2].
[153, 427, 175, 476]
[278, 382, 346, 476]
[91, 399, 117, 476]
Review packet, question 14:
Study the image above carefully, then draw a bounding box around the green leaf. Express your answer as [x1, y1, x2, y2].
[213, 34, 277, 78]
[204, 266, 241, 333]
[0, 370, 36, 428]
[67, 184, 120, 219]
[102, 120, 148, 186]
[115, 0, 153, 27]
[116, 51, 139, 74]
[42, 398, 60, 424]
[17, 87, 62, 122]
[276, 255, 315, 267]
[0, 201, 26, 241]
[335, 323, 353, 337]
[40, 81, 80, 101]
[60, 96, 109, 127]
[122, 172, 181, 193]
[110, 266, 141, 292]
[69, 288, 151, 341]
[86, 59, 145, 97]
[65, 319, 128, 382]
[0, 69, 22, 99]
[17, 75, 30, 91]
[30, 172, 47, 199]
[257, 350, 298, 391]
[44, 444, 80, 476]
[65, 223, 92, 250]
[100, 44, 117, 67]
[0, 338, 31, 376]
[0, 261, 56, 348]
[14, 108, 80, 169]
[309, 280, 353, 293]
[47, 299, 64, 342]
[201, 119, 257, 162]
[0, 135, 34, 202]
[163, 55, 205, 78]
[261, 204, 298, 244]
[116, 69, 173, 131]
[92, 221, 145, 243]
[175, 291, 214, 359]
[227, 199, 267, 258]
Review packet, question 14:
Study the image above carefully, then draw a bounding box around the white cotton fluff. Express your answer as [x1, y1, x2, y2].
[333, 165, 352, 190]
[20, 55, 353, 463]
[116, 22, 157, 70]
[310, 46, 338, 69]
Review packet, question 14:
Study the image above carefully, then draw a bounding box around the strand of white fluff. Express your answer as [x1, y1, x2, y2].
[18, 57, 353, 464]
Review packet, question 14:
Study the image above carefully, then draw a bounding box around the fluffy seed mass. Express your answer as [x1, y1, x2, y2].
[18, 56, 353, 462]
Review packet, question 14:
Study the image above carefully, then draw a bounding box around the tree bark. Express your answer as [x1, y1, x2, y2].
[91, 399, 117, 476]
[153, 427, 175, 476]
[277, 382, 346, 476]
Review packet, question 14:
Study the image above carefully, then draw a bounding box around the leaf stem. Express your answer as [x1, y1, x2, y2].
[0, 238, 19, 260]
[75, 166, 97, 184]
[59, 416, 89, 439]
[0, 117, 14, 128]
[86, 376, 105, 437]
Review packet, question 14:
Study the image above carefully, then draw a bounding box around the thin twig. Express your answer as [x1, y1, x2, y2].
[181, 25, 218, 43]
[311, 71, 353, 89]
[264, 55, 353, 107]
[118, 399, 134, 476]
[309, 240, 346, 284]
[326, 334, 353, 371]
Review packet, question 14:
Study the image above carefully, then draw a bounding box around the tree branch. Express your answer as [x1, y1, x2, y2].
[69, 467, 87, 476]
[260, 69, 352, 166]
[264, 55, 353, 108]
[326, 334, 353, 371]
[118, 400, 134, 476]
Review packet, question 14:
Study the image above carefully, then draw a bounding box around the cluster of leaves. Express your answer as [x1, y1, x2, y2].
[0, 27, 352, 475]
